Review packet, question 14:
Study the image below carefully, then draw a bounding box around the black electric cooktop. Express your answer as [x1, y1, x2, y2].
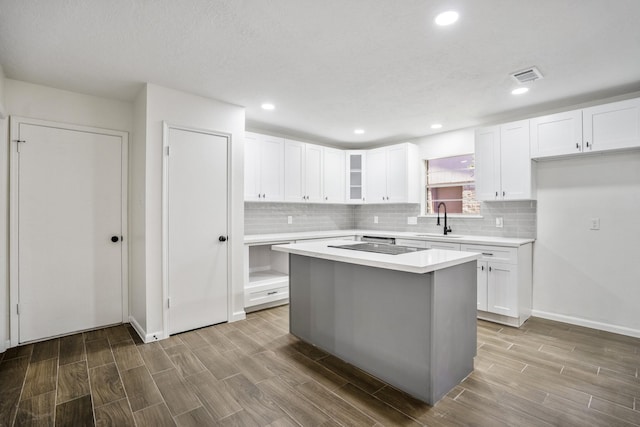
[328, 242, 429, 255]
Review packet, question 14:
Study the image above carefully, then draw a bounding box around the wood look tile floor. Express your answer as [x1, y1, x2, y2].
[2, 306, 640, 426]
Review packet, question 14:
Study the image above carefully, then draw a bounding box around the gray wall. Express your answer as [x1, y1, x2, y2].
[245, 201, 536, 239]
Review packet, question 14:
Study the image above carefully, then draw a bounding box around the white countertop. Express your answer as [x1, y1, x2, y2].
[272, 239, 481, 274]
[245, 229, 534, 247]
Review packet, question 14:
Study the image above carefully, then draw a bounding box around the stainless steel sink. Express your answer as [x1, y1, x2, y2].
[416, 234, 462, 238]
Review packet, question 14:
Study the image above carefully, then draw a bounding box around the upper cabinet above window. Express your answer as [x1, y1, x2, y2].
[530, 97, 640, 159]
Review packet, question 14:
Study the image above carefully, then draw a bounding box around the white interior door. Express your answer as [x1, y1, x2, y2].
[12, 119, 125, 344]
[165, 126, 229, 335]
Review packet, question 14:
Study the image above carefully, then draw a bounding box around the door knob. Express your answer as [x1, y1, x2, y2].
[218, 236, 227, 242]
[111, 236, 120, 243]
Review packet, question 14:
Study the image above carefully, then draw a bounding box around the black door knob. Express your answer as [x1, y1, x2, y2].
[111, 236, 120, 243]
[218, 236, 227, 242]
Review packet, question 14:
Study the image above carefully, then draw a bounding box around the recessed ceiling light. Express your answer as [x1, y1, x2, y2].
[511, 87, 529, 95]
[354, 129, 365, 135]
[261, 103, 275, 110]
[430, 123, 443, 129]
[435, 11, 459, 26]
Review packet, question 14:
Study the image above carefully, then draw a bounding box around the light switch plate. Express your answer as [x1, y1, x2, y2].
[407, 216, 418, 225]
[590, 218, 600, 230]
[495, 217, 504, 228]
[374, 216, 379, 224]
[287, 216, 293, 224]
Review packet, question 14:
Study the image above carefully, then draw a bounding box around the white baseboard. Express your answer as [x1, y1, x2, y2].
[129, 315, 166, 343]
[230, 310, 246, 323]
[1, 339, 9, 353]
[531, 310, 640, 338]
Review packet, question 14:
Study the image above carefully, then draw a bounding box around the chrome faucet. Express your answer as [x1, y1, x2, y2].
[436, 202, 452, 235]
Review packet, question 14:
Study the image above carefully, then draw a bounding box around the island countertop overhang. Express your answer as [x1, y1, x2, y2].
[272, 240, 481, 274]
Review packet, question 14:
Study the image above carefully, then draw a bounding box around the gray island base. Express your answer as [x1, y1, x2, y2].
[287, 252, 477, 405]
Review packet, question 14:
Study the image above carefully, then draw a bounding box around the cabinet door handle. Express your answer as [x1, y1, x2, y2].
[502, 191, 505, 197]
[325, 196, 328, 200]
[258, 194, 262, 198]
[489, 266, 492, 272]
[586, 141, 590, 148]
[481, 265, 484, 271]
[267, 291, 278, 295]
[482, 252, 494, 256]
[495, 191, 498, 197]
[576, 142, 580, 150]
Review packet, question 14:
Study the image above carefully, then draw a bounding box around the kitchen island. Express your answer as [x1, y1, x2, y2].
[273, 240, 480, 404]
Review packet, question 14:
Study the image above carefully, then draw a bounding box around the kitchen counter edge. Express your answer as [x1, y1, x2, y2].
[244, 229, 534, 247]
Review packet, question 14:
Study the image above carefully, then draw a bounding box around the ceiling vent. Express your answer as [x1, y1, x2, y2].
[511, 67, 544, 84]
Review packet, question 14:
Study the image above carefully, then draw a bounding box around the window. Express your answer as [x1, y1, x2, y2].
[424, 154, 480, 215]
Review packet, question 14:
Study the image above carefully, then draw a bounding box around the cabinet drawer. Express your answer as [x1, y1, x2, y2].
[296, 236, 355, 243]
[460, 244, 517, 264]
[245, 285, 289, 307]
[395, 239, 428, 248]
[429, 242, 461, 251]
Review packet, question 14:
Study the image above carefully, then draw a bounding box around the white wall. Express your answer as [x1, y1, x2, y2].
[138, 83, 245, 339]
[130, 86, 148, 332]
[4, 79, 133, 131]
[0, 64, 6, 118]
[533, 151, 640, 336]
[0, 66, 7, 351]
[0, 79, 133, 350]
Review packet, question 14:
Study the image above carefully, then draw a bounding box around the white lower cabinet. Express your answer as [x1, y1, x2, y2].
[461, 243, 532, 327]
[244, 243, 291, 312]
[244, 236, 356, 311]
[476, 261, 488, 311]
[395, 238, 460, 251]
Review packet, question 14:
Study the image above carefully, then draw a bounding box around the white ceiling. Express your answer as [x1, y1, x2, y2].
[1, 0, 640, 147]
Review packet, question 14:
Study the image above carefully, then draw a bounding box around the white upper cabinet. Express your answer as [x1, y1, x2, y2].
[322, 147, 345, 203]
[583, 97, 640, 153]
[365, 147, 387, 202]
[386, 144, 410, 202]
[475, 120, 535, 201]
[305, 144, 323, 202]
[244, 132, 284, 201]
[283, 139, 306, 202]
[283, 139, 324, 203]
[246, 134, 420, 205]
[345, 151, 366, 203]
[530, 97, 640, 159]
[474, 126, 501, 201]
[365, 143, 419, 204]
[500, 120, 534, 200]
[530, 110, 583, 158]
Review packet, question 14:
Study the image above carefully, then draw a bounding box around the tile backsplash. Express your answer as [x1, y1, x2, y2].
[245, 201, 536, 239]
[245, 202, 354, 235]
[354, 201, 536, 238]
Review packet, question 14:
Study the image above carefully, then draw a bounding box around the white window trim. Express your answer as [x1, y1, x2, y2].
[421, 155, 481, 217]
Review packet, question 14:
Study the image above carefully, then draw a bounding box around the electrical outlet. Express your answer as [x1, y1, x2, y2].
[374, 216, 379, 224]
[287, 216, 293, 224]
[495, 217, 503, 228]
[407, 216, 418, 225]
[590, 218, 600, 230]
